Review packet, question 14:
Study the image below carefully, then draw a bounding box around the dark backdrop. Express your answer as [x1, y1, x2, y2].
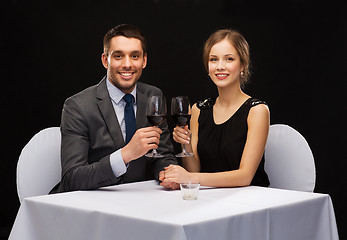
[2, 0, 346, 239]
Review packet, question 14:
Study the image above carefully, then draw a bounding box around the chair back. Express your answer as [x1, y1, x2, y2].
[17, 127, 61, 203]
[264, 124, 316, 192]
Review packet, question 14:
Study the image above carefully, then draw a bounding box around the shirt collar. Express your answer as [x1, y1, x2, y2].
[106, 78, 137, 104]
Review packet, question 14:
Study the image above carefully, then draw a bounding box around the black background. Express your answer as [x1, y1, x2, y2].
[2, 0, 346, 239]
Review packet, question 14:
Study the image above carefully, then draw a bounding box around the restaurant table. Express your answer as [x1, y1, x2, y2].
[9, 180, 339, 240]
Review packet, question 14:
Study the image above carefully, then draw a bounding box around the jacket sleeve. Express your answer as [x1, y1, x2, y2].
[152, 123, 178, 180]
[53, 97, 120, 193]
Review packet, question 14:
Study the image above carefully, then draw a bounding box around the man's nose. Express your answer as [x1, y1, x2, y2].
[122, 56, 132, 68]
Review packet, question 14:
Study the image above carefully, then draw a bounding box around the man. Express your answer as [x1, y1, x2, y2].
[51, 24, 177, 193]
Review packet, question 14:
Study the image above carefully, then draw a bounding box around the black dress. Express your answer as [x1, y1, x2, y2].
[196, 97, 270, 187]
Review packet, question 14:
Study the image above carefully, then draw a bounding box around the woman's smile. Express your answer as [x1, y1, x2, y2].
[215, 73, 229, 80]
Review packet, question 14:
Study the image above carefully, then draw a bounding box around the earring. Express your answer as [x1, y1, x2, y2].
[240, 71, 245, 78]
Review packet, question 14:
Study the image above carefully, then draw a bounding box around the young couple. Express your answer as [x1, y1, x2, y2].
[51, 24, 269, 194]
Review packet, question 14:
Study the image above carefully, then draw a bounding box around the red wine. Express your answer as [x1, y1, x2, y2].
[147, 115, 166, 126]
[172, 114, 191, 126]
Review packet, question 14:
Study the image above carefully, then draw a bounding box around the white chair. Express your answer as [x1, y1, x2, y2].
[264, 124, 316, 192]
[17, 127, 62, 203]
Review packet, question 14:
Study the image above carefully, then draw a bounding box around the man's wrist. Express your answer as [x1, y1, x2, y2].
[121, 146, 131, 164]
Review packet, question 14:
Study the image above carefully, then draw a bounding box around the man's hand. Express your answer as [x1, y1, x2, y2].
[159, 170, 180, 190]
[121, 127, 162, 164]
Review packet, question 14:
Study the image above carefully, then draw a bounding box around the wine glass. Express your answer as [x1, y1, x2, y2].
[145, 96, 167, 158]
[171, 96, 194, 157]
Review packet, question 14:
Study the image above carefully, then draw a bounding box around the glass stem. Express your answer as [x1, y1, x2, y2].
[181, 126, 188, 154]
[182, 144, 188, 154]
[153, 125, 159, 154]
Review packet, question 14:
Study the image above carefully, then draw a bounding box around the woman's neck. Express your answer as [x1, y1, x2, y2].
[216, 84, 248, 107]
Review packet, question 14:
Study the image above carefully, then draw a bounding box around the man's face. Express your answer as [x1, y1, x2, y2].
[102, 36, 147, 93]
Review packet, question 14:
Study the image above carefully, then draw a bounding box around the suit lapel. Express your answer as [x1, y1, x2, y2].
[96, 77, 125, 147]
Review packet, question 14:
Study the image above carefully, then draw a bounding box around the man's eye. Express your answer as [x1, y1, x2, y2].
[132, 55, 140, 59]
[114, 55, 122, 59]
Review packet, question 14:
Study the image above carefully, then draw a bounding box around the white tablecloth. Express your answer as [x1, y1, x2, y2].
[9, 180, 339, 240]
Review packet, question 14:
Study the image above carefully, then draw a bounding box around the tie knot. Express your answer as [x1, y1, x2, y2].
[123, 94, 134, 104]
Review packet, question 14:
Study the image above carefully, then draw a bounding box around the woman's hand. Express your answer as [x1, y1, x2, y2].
[159, 170, 180, 190]
[161, 164, 196, 184]
[172, 125, 191, 145]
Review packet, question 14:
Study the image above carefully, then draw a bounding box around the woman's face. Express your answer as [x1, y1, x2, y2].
[208, 39, 243, 89]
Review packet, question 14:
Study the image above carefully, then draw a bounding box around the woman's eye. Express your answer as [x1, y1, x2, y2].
[209, 58, 217, 62]
[226, 57, 234, 61]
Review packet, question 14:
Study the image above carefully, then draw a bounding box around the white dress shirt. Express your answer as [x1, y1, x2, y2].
[106, 79, 137, 177]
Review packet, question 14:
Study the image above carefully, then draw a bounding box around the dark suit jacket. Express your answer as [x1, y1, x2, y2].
[51, 77, 177, 193]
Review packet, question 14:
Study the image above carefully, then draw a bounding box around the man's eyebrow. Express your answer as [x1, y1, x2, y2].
[111, 50, 122, 54]
[110, 50, 142, 55]
[130, 51, 142, 55]
[109, 50, 122, 56]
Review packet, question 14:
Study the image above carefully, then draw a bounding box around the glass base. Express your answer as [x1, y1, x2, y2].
[145, 152, 164, 158]
[175, 151, 194, 157]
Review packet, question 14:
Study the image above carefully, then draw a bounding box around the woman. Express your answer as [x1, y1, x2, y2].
[161, 29, 270, 188]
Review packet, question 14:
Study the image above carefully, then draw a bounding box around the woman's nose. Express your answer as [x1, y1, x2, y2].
[216, 60, 225, 70]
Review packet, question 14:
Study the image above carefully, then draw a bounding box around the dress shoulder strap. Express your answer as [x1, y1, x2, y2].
[246, 98, 268, 107]
[196, 97, 216, 110]
[197, 97, 267, 109]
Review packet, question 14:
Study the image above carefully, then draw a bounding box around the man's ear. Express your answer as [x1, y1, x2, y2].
[101, 53, 108, 69]
[142, 53, 147, 69]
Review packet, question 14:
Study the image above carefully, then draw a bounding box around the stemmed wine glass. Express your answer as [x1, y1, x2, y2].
[145, 96, 167, 158]
[171, 96, 194, 157]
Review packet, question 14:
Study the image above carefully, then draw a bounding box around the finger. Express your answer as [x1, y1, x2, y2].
[140, 126, 163, 134]
[174, 126, 188, 134]
[145, 129, 161, 137]
[148, 126, 163, 134]
[162, 169, 177, 178]
[175, 130, 190, 140]
[138, 131, 161, 142]
[164, 165, 175, 171]
[146, 136, 160, 146]
[174, 132, 190, 144]
[173, 132, 189, 145]
[164, 165, 173, 170]
[163, 178, 179, 184]
[160, 181, 176, 189]
[172, 133, 182, 144]
[174, 126, 190, 137]
[168, 182, 180, 190]
[159, 171, 165, 181]
[164, 182, 179, 190]
[148, 143, 159, 150]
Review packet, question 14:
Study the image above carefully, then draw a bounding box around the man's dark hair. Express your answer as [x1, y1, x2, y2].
[103, 24, 147, 56]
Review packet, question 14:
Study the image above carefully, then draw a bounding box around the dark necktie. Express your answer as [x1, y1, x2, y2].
[123, 94, 136, 144]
